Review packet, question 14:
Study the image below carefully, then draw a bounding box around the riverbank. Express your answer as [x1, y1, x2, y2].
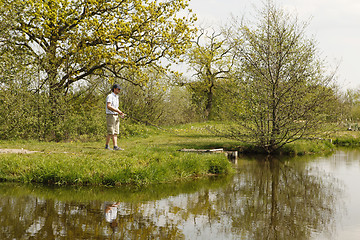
[0, 122, 358, 186]
[0, 123, 237, 186]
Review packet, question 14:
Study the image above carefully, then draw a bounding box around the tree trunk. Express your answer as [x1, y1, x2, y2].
[205, 87, 213, 120]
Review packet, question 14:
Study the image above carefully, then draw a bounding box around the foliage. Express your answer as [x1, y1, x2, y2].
[185, 28, 236, 120]
[159, 85, 200, 125]
[225, 1, 338, 153]
[113, 69, 201, 127]
[338, 88, 360, 126]
[333, 136, 360, 147]
[0, 0, 197, 135]
[0, 85, 150, 141]
[0, 73, 199, 141]
[2, 0, 196, 88]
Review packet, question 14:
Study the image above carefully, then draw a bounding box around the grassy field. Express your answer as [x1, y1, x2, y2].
[1, 122, 359, 186]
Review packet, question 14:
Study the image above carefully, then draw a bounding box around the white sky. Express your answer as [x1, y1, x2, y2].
[187, 0, 360, 91]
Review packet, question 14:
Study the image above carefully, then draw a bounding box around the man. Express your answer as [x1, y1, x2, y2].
[105, 84, 125, 150]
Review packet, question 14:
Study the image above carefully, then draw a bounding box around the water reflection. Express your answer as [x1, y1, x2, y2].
[0, 152, 347, 240]
[230, 155, 343, 240]
[105, 202, 120, 234]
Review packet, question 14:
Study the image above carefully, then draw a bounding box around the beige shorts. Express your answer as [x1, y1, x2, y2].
[106, 114, 120, 135]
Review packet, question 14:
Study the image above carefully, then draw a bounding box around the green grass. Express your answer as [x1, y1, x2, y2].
[279, 139, 334, 156]
[0, 124, 236, 186]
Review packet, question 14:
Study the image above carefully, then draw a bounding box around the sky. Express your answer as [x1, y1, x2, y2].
[187, 0, 360, 91]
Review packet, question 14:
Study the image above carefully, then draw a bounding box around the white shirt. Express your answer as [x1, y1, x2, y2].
[106, 92, 119, 115]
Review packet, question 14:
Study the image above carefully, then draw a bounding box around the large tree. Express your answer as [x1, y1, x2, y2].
[0, 0, 196, 139]
[186, 28, 236, 120]
[227, 1, 337, 153]
[1, 0, 196, 106]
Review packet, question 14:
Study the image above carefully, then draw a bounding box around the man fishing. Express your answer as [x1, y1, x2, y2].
[105, 84, 126, 150]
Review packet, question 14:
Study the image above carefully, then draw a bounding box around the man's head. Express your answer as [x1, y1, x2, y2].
[111, 84, 121, 93]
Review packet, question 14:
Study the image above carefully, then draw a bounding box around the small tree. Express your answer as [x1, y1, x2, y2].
[228, 1, 337, 153]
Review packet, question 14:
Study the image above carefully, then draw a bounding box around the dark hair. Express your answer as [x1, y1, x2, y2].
[111, 84, 121, 92]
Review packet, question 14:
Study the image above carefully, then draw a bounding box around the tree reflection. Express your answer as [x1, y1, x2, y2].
[0, 197, 185, 239]
[0, 155, 344, 239]
[162, 155, 343, 239]
[218, 156, 343, 239]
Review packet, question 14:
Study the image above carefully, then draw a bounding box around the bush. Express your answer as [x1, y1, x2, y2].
[333, 137, 360, 147]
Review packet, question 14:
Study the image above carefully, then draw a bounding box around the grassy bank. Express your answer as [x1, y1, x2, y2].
[0, 123, 236, 186]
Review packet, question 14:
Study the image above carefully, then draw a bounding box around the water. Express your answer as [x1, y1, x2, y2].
[1, 150, 360, 240]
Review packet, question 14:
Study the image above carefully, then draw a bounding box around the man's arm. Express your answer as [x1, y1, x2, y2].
[107, 102, 125, 116]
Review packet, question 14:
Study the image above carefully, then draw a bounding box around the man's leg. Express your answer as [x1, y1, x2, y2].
[112, 135, 124, 150]
[113, 134, 118, 147]
[105, 134, 112, 149]
[106, 134, 112, 145]
[106, 114, 116, 149]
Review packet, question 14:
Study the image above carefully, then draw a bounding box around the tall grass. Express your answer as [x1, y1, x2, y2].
[0, 152, 232, 186]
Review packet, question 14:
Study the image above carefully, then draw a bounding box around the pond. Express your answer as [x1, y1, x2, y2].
[0, 149, 360, 240]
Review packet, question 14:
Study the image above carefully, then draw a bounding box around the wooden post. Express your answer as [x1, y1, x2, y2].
[225, 151, 238, 164]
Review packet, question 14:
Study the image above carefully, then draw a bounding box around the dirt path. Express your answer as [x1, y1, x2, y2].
[0, 149, 40, 154]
